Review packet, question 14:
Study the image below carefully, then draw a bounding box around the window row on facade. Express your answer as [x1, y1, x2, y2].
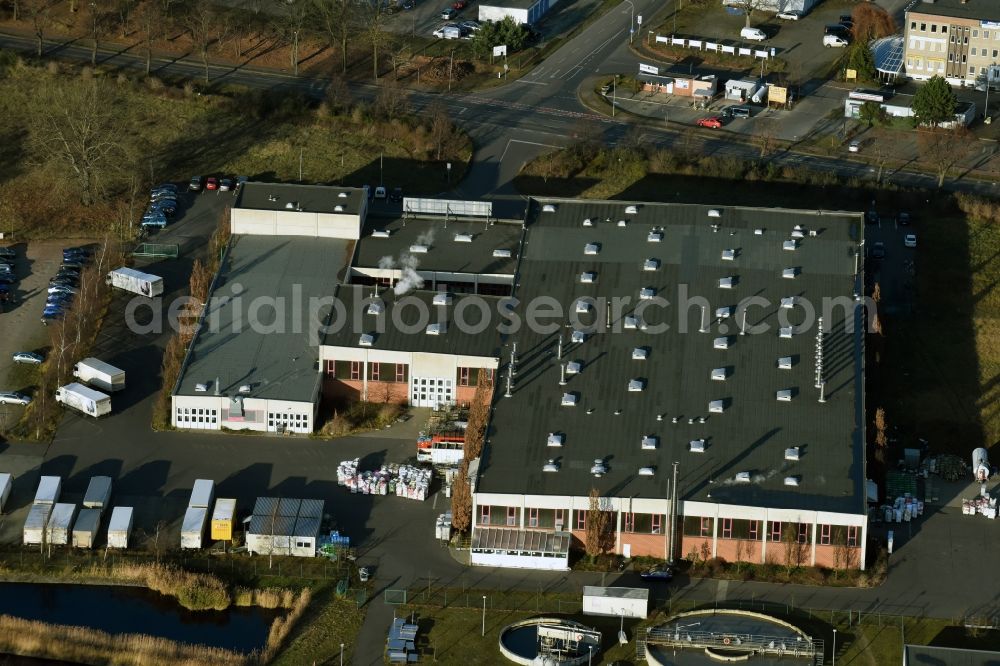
[325, 360, 494, 386]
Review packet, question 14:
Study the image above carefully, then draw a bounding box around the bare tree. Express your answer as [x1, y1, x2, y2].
[313, 0, 353, 74]
[375, 79, 411, 122]
[113, 0, 135, 38]
[585, 488, 609, 560]
[868, 133, 892, 184]
[135, 0, 163, 76]
[184, 3, 217, 83]
[363, 0, 391, 81]
[22, 0, 52, 57]
[918, 128, 974, 188]
[753, 121, 778, 159]
[89, 0, 116, 65]
[29, 79, 126, 206]
[730, 0, 768, 28]
[428, 101, 453, 161]
[281, 0, 310, 76]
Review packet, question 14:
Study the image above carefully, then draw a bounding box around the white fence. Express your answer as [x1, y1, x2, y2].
[655, 34, 771, 60]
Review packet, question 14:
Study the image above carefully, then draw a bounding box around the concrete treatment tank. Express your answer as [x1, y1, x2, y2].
[499, 618, 601, 666]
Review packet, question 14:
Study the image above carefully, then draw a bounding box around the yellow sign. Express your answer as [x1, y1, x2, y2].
[846, 68, 858, 80]
[769, 85, 788, 105]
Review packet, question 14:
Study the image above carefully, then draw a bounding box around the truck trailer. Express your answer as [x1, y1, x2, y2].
[211, 498, 237, 541]
[107, 507, 134, 548]
[55, 383, 112, 418]
[0, 473, 11, 513]
[72, 508, 102, 548]
[23, 503, 52, 545]
[181, 506, 208, 549]
[189, 479, 215, 509]
[83, 476, 113, 513]
[106, 267, 164, 297]
[34, 476, 62, 505]
[45, 503, 77, 546]
[72, 358, 126, 393]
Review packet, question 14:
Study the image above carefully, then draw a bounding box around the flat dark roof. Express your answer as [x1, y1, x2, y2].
[476, 199, 866, 513]
[908, 0, 1000, 22]
[175, 235, 351, 402]
[322, 285, 502, 359]
[354, 216, 523, 276]
[904, 644, 1000, 666]
[235, 182, 366, 216]
[480, 0, 540, 10]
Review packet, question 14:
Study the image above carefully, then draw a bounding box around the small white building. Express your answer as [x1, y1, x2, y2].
[843, 88, 976, 128]
[479, 0, 556, 25]
[470, 527, 571, 570]
[582, 586, 649, 619]
[246, 497, 324, 558]
[231, 183, 367, 238]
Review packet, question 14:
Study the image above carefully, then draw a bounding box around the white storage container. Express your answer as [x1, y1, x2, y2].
[189, 479, 214, 509]
[34, 476, 62, 505]
[73, 508, 102, 548]
[46, 503, 77, 545]
[181, 506, 208, 549]
[107, 506, 134, 548]
[83, 476, 113, 512]
[23, 503, 53, 545]
[0, 473, 11, 513]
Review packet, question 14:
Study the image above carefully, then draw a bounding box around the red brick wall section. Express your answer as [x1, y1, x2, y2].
[455, 386, 477, 405]
[620, 533, 668, 559]
[714, 538, 763, 564]
[325, 379, 408, 404]
[814, 544, 862, 569]
[681, 536, 714, 561]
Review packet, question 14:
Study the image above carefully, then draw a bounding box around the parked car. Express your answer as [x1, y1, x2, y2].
[205, 177, 219, 191]
[434, 24, 461, 38]
[219, 178, 233, 192]
[0, 247, 15, 258]
[639, 566, 673, 581]
[460, 19, 480, 31]
[236, 175, 248, 192]
[41, 309, 65, 325]
[740, 26, 766, 41]
[726, 106, 752, 119]
[12, 352, 44, 364]
[849, 139, 861, 153]
[148, 199, 177, 216]
[897, 211, 911, 226]
[904, 234, 917, 248]
[451, 0, 466, 9]
[440, 7, 456, 19]
[189, 176, 202, 191]
[776, 9, 802, 20]
[48, 284, 78, 295]
[141, 213, 168, 228]
[824, 34, 849, 48]
[390, 187, 404, 202]
[871, 241, 886, 259]
[696, 116, 723, 129]
[0, 392, 31, 406]
[0, 274, 17, 285]
[374, 186, 387, 200]
[63, 246, 91, 258]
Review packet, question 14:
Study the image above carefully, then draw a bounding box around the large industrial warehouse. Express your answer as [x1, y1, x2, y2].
[171, 183, 868, 571]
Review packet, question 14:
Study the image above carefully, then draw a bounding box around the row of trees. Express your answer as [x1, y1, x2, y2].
[450, 369, 494, 533]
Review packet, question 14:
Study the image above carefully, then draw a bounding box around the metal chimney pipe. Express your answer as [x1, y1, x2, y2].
[559, 363, 567, 386]
[699, 306, 709, 333]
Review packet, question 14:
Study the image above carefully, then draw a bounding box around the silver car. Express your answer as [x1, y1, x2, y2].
[12, 352, 44, 364]
[0, 392, 31, 406]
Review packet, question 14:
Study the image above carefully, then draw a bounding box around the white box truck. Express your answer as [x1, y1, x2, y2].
[83, 476, 113, 513]
[34, 476, 62, 505]
[107, 506, 134, 548]
[72, 358, 126, 393]
[0, 473, 11, 513]
[73, 508, 102, 548]
[23, 503, 52, 545]
[189, 479, 214, 509]
[181, 506, 208, 549]
[46, 503, 77, 546]
[106, 267, 164, 297]
[55, 383, 111, 418]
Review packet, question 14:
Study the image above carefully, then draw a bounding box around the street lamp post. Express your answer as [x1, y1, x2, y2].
[612, 75, 618, 117]
[623, 0, 635, 43]
[588, 645, 594, 666]
[481, 595, 487, 636]
[340, 643, 344, 666]
[832, 628, 837, 666]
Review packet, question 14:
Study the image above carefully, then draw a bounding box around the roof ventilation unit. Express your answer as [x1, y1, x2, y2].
[779, 327, 794, 339]
[625, 205, 638, 214]
[566, 360, 582, 374]
[713, 336, 731, 349]
[493, 248, 512, 258]
[778, 356, 794, 369]
[641, 435, 658, 450]
[708, 400, 725, 413]
[716, 306, 733, 319]
[689, 439, 706, 453]
[643, 258, 660, 271]
[584, 243, 600, 255]
[367, 301, 384, 315]
[784, 476, 801, 487]
[590, 460, 608, 477]
[582, 218, 594, 227]
[708, 209, 721, 218]
[571, 330, 587, 343]
[711, 367, 727, 381]
[575, 299, 591, 314]
[791, 229, 805, 239]
[359, 333, 374, 347]
[338, 192, 348, 198]
[371, 229, 391, 238]
[628, 379, 646, 392]
[332, 205, 344, 212]
[561, 393, 578, 407]
[782, 267, 799, 279]
[776, 389, 793, 402]
[647, 230, 663, 243]
[547, 433, 564, 447]
[267, 194, 278, 202]
[624, 315, 641, 330]
[580, 271, 597, 284]
[735, 471, 752, 483]
[754, 228, 765, 235]
[638, 467, 655, 476]
[617, 219, 628, 228]
[195, 383, 208, 392]
[719, 276, 735, 289]
[542, 460, 560, 473]
[433, 293, 452, 306]
[425, 323, 446, 335]
[542, 204, 557, 213]
[454, 233, 473, 243]
[780, 296, 797, 309]
[721, 249, 736, 261]
[783, 239, 798, 251]
[632, 347, 648, 360]
[410, 244, 429, 254]
[239, 385, 252, 394]
[639, 287, 656, 300]
[285, 202, 296, 209]
[784, 447, 801, 461]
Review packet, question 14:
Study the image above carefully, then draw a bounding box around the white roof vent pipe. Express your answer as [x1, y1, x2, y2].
[735, 471, 752, 483]
[590, 460, 608, 476]
[582, 218, 594, 227]
[708, 209, 721, 218]
[617, 219, 628, 228]
[625, 205, 638, 214]
[334, 205, 345, 212]
[338, 191, 348, 198]
[542, 460, 560, 473]
[410, 244, 430, 254]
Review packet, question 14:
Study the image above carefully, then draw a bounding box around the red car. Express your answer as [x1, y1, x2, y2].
[452, 0, 466, 9]
[696, 117, 723, 129]
[205, 177, 218, 191]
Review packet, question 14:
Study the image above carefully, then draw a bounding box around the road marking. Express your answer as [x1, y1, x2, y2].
[515, 79, 548, 86]
[549, 69, 562, 78]
[716, 580, 729, 602]
[499, 139, 560, 163]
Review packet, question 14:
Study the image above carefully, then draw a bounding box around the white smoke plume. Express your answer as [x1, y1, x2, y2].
[415, 228, 436, 248]
[378, 255, 395, 269]
[393, 252, 424, 296]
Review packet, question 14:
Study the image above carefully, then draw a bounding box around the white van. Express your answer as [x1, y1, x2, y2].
[740, 27, 767, 41]
[823, 34, 849, 48]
